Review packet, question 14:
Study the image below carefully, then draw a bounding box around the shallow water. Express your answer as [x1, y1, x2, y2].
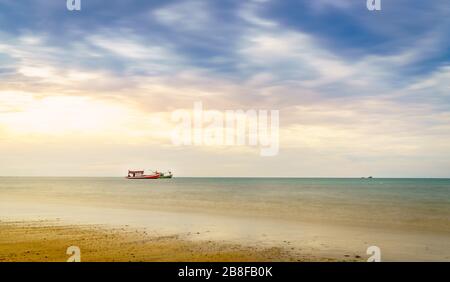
[1, 177, 449, 230]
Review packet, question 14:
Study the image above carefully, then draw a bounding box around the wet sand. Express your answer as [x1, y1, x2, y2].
[1, 199, 449, 262]
[0, 220, 356, 262]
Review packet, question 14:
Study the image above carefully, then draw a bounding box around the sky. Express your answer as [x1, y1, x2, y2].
[0, 0, 449, 177]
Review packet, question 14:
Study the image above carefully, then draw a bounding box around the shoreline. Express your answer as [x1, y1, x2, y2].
[2, 193, 448, 236]
[0, 220, 357, 262]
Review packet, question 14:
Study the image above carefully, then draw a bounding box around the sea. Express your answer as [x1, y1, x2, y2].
[1, 177, 449, 261]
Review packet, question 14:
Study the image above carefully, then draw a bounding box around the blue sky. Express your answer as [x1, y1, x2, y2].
[0, 0, 449, 177]
[1, 0, 448, 78]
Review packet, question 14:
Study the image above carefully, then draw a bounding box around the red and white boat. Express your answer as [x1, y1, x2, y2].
[126, 170, 160, 179]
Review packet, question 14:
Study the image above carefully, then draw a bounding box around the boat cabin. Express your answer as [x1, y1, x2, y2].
[128, 170, 144, 178]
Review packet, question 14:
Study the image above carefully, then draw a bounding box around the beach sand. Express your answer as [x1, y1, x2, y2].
[0, 220, 357, 262]
[1, 200, 449, 262]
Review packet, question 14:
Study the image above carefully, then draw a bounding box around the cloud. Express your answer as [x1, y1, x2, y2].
[89, 35, 166, 60]
[153, 0, 213, 31]
[237, 29, 355, 86]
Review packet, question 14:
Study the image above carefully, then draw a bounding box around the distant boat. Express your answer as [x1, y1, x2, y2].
[159, 171, 173, 179]
[126, 170, 160, 179]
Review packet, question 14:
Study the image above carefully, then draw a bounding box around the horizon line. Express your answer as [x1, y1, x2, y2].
[1, 176, 450, 179]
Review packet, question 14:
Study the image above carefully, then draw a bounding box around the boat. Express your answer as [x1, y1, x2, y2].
[159, 171, 173, 179]
[126, 170, 160, 179]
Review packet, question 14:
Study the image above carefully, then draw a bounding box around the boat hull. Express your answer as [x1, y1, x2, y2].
[159, 175, 173, 179]
[126, 175, 160, 179]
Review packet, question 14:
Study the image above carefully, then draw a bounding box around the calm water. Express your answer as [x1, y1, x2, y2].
[1, 177, 449, 233]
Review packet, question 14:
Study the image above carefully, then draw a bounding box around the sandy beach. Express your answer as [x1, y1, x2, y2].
[0, 220, 357, 262]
